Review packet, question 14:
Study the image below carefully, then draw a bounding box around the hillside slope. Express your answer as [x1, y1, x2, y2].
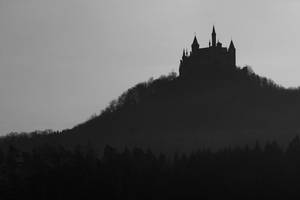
[64, 67, 300, 153]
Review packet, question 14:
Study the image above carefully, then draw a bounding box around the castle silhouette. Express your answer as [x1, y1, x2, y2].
[179, 26, 236, 79]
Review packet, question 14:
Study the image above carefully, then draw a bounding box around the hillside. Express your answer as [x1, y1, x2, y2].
[2, 65, 300, 153]
[57, 65, 300, 153]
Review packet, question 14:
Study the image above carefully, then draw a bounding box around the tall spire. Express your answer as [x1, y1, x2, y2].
[228, 39, 236, 66]
[191, 35, 199, 52]
[212, 26, 216, 47]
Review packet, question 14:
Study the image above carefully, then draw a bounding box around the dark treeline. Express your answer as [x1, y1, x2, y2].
[2, 136, 300, 199]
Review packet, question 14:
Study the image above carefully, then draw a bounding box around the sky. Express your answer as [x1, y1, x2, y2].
[0, 0, 300, 134]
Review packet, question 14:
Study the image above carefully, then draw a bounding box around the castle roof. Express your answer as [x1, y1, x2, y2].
[229, 40, 235, 50]
[192, 36, 199, 46]
[212, 26, 216, 35]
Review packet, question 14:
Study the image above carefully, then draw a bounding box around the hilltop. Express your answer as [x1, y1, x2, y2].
[2, 27, 300, 153]
[65, 64, 300, 152]
[63, 27, 300, 152]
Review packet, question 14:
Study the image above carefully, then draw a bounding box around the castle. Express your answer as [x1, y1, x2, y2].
[179, 26, 236, 79]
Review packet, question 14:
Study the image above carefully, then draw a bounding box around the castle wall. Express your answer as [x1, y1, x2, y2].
[179, 45, 236, 78]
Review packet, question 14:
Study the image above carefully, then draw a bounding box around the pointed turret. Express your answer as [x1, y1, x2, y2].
[212, 26, 216, 47]
[191, 36, 199, 52]
[228, 40, 236, 66]
[229, 40, 235, 50]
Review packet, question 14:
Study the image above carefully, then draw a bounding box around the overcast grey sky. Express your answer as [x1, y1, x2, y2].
[0, 0, 299, 134]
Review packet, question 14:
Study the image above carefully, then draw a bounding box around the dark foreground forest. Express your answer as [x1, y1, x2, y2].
[1, 136, 300, 199]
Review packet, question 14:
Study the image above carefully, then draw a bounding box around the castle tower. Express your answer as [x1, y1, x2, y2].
[228, 40, 236, 66]
[191, 36, 199, 53]
[212, 26, 216, 47]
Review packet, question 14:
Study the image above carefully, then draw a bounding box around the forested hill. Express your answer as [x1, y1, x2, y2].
[66, 65, 300, 152]
[2, 66, 300, 153]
